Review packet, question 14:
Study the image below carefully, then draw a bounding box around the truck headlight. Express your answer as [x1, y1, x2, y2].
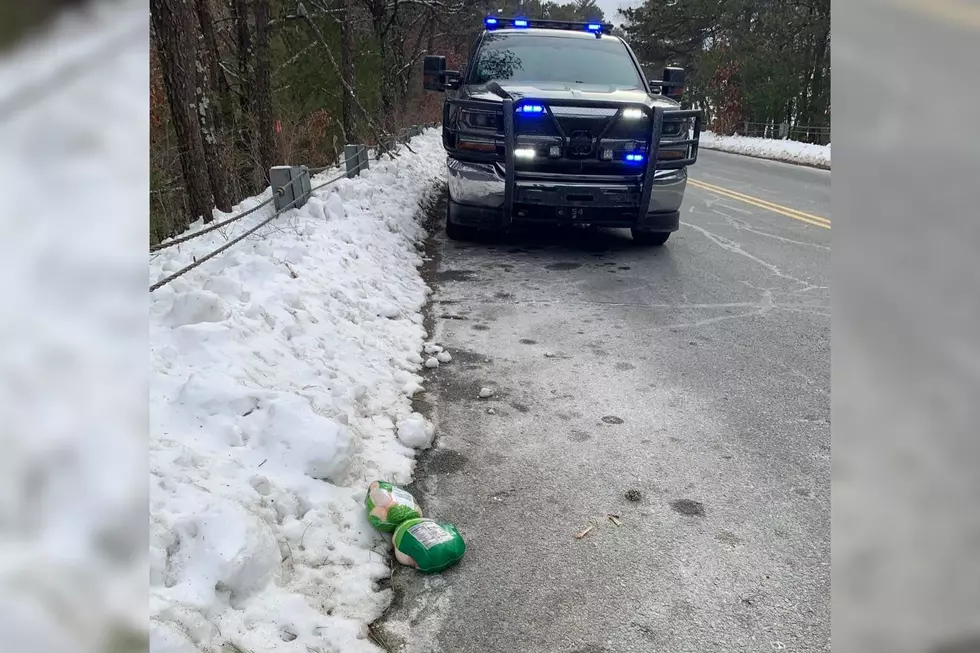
[460, 109, 500, 130]
[662, 118, 692, 136]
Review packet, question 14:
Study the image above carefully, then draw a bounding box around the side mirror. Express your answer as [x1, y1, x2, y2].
[423, 55, 462, 92]
[423, 55, 447, 91]
[662, 66, 685, 102]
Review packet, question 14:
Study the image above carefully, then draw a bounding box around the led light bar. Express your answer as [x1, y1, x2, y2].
[514, 148, 536, 159]
[621, 108, 645, 119]
[482, 17, 614, 33]
[625, 153, 645, 163]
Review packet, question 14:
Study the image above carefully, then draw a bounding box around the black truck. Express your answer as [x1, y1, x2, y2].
[422, 16, 702, 246]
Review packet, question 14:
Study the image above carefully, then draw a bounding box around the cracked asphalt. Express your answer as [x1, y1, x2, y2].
[378, 149, 830, 652]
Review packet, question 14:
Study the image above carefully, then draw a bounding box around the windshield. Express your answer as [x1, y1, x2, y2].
[470, 33, 643, 88]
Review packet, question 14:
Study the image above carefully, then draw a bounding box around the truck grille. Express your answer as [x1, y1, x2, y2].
[514, 107, 651, 177]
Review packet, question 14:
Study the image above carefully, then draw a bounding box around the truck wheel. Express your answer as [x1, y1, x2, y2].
[446, 204, 479, 241]
[631, 229, 670, 246]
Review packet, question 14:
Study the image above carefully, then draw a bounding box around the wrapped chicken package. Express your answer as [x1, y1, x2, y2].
[365, 481, 423, 532]
[392, 518, 466, 573]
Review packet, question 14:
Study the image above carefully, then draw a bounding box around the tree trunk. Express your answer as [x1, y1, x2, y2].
[806, 20, 830, 132]
[195, 0, 234, 133]
[339, 0, 357, 143]
[367, 1, 398, 132]
[151, 0, 214, 229]
[195, 61, 233, 213]
[253, 0, 278, 177]
[192, 0, 233, 212]
[231, 0, 257, 194]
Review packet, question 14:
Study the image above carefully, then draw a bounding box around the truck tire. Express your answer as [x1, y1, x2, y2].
[445, 202, 479, 241]
[631, 229, 670, 246]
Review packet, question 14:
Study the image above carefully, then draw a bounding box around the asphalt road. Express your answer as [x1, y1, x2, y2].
[378, 149, 830, 652]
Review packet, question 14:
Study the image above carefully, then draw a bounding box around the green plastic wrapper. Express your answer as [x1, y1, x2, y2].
[392, 518, 466, 573]
[365, 481, 422, 532]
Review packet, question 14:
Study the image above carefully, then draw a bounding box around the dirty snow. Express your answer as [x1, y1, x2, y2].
[700, 131, 831, 168]
[150, 130, 446, 653]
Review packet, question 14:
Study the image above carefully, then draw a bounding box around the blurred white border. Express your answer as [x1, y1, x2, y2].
[0, 1, 149, 652]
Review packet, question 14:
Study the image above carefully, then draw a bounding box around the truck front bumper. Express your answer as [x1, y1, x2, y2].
[446, 156, 687, 231]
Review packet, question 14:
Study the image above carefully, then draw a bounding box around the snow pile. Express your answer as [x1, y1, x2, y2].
[150, 130, 446, 653]
[700, 131, 831, 168]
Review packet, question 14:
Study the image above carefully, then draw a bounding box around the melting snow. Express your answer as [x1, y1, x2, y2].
[150, 130, 446, 653]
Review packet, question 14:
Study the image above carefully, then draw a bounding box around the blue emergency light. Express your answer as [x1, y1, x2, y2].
[625, 153, 645, 163]
[516, 103, 545, 114]
[483, 17, 612, 34]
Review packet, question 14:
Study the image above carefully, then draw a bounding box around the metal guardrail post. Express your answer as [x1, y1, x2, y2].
[357, 145, 369, 174]
[296, 165, 311, 204]
[271, 166, 295, 211]
[344, 144, 360, 179]
[271, 165, 312, 211]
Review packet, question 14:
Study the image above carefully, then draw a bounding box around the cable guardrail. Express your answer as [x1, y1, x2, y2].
[149, 169, 349, 292]
[149, 195, 276, 253]
[150, 146, 366, 253]
[734, 121, 830, 145]
[149, 123, 438, 253]
[149, 122, 440, 292]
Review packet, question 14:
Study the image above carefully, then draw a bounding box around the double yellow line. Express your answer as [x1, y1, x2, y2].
[688, 179, 831, 230]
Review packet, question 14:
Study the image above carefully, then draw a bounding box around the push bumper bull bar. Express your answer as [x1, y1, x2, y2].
[446, 96, 702, 228]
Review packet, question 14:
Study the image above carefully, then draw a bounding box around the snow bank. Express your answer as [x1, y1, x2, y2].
[150, 130, 446, 653]
[700, 131, 831, 169]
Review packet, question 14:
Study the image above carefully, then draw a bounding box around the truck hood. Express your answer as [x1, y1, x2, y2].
[461, 82, 680, 109]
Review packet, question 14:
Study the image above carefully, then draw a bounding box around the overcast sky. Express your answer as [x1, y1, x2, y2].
[594, 0, 642, 26]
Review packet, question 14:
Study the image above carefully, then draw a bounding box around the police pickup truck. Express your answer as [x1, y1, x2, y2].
[422, 16, 702, 246]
